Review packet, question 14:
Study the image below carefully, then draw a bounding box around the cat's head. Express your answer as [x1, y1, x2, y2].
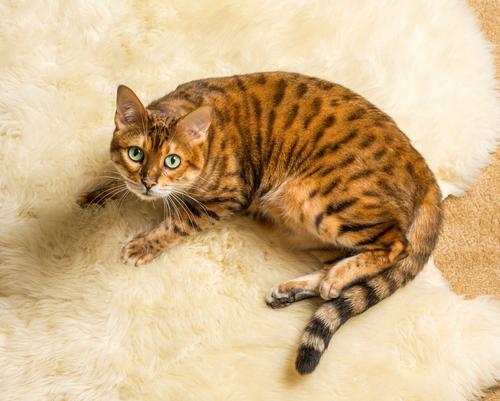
[110, 85, 212, 201]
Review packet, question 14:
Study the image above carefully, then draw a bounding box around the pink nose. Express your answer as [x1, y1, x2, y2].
[141, 178, 157, 190]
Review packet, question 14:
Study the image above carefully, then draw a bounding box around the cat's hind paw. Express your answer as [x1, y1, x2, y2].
[319, 278, 340, 300]
[265, 286, 315, 309]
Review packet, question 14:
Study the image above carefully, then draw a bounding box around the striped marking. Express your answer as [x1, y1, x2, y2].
[273, 78, 287, 107]
[356, 224, 395, 246]
[358, 133, 376, 149]
[284, 104, 299, 129]
[338, 221, 383, 234]
[321, 178, 341, 197]
[296, 82, 309, 98]
[326, 198, 358, 215]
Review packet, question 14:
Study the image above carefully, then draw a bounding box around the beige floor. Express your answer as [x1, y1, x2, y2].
[433, 1, 500, 399]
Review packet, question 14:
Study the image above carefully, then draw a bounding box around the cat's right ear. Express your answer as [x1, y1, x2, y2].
[114, 85, 147, 132]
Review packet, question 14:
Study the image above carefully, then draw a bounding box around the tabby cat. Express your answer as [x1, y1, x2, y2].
[78, 72, 442, 375]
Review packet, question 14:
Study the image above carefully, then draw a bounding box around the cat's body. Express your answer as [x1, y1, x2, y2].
[79, 72, 442, 374]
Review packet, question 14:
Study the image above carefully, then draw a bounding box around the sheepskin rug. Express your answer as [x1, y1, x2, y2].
[1, 0, 500, 399]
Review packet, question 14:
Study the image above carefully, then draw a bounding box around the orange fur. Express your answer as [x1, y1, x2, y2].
[81, 72, 443, 374]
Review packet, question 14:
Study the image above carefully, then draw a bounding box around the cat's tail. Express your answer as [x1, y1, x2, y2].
[295, 183, 443, 375]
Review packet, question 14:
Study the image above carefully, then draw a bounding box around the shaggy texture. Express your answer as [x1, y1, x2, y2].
[1, 0, 500, 400]
[434, 1, 500, 399]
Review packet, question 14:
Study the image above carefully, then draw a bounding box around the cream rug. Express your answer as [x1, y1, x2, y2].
[1, 0, 500, 400]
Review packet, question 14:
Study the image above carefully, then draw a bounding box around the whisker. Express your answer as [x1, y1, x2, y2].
[167, 189, 214, 226]
[80, 184, 129, 223]
[168, 192, 187, 232]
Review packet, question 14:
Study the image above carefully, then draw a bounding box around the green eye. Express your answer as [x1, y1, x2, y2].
[128, 147, 144, 162]
[165, 154, 181, 169]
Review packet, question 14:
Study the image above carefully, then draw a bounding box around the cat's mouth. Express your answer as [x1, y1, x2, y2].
[124, 180, 163, 201]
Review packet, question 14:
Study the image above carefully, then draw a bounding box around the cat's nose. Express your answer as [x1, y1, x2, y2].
[141, 177, 157, 190]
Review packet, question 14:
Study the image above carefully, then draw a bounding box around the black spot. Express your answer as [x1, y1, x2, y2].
[188, 219, 201, 232]
[356, 224, 395, 246]
[235, 76, 246, 91]
[285, 138, 299, 162]
[309, 188, 319, 198]
[382, 163, 394, 175]
[347, 108, 367, 121]
[377, 178, 392, 193]
[267, 109, 276, 135]
[312, 130, 325, 144]
[284, 104, 299, 129]
[296, 82, 308, 99]
[338, 154, 356, 168]
[375, 148, 388, 159]
[322, 114, 336, 129]
[303, 97, 322, 129]
[406, 161, 416, 178]
[273, 78, 287, 107]
[315, 212, 324, 228]
[207, 85, 227, 96]
[302, 165, 324, 179]
[251, 96, 262, 122]
[330, 130, 358, 153]
[342, 92, 355, 101]
[321, 178, 341, 197]
[205, 210, 220, 221]
[318, 81, 335, 91]
[347, 169, 374, 182]
[326, 198, 358, 215]
[185, 202, 201, 218]
[319, 165, 337, 177]
[359, 133, 376, 149]
[255, 74, 267, 85]
[338, 221, 383, 235]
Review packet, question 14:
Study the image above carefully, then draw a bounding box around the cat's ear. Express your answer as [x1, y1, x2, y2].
[114, 85, 147, 132]
[176, 106, 213, 145]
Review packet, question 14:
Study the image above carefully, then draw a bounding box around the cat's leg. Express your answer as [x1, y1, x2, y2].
[265, 248, 353, 308]
[121, 200, 235, 266]
[77, 180, 128, 207]
[266, 268, 327, 309]
[319, 226, 410, 300]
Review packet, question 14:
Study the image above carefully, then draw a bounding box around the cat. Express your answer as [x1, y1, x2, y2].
[78, 72, 443, 375]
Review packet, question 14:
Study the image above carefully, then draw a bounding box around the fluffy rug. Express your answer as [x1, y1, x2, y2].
[1, 0, 500, 399]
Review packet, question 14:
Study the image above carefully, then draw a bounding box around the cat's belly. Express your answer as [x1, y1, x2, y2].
[247, 183, 338, 251]
[251, 211, 333, 251]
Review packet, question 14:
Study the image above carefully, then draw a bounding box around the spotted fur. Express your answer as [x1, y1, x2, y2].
[79, 72, 442, 374]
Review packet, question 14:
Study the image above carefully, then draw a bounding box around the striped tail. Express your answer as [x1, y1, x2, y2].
[295, 183, 443, 375]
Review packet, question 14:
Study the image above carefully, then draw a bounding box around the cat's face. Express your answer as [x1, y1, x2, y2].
[110, 85, 212, 201]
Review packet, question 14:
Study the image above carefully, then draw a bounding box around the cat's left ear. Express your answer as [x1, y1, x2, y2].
[176, 106, 213, 145]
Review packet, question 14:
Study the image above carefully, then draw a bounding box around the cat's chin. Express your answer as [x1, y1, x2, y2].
[135, 192, 162, 202]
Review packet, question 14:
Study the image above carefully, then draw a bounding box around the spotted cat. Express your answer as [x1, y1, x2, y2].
[78, 72, 442, 374]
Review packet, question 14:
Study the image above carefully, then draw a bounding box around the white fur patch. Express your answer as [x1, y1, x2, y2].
[0, 0, 499, 400]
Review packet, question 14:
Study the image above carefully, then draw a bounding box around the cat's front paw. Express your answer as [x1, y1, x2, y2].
[77, 190, 108, 208]
[76, 192, 94, 208]
[121, 232, 158, 266]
